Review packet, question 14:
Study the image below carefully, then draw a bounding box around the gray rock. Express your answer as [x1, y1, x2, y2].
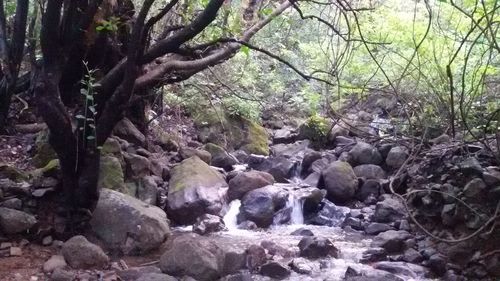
[402, 248, 424, 263]
[0, 207, 37, 234]
[360, 247, 387, 263]
[204, 143, 238, 171]
[0, 198, 22, 209]
[298, 236, 340, 259]
[43, 255, 67, 273]
[371, 230, 412, 253]
[365, 223, 392, 235]
[290, 228, 314, 236]
[50, 268, 75, 281]
[117, 266, 163, 281]
[349, 142, 383, 165]
[356, 179, 382, 201]
[273, 126, 297, 144]
[483, 167, 500, 186]
[239, 185, 287, 228]
[463, 178, 486, 199]
[179, 147, 212, 164]
[113, 118, 146, 146]
[306, 199, 350, 226]
[373, 196, 405, 223]
[193, 214, 227, 235]
[260, 261, 291, 279]
[459, 157, 483, 176]
[428, 254, 447, 276]
[385, 146, 408, 169]
[302, 151, 323, 175]
[159, 233, 225, 281]
[136, 273, 178, 281]
[167, 156, 227, 224]
[321, 161, 358, 203]
[373, 261, 427, 279]
[62, 235, 109, 269]
[228, 170, 274, 201]
[245, 244, 267, 271]
[90, 189, 171, 255]
[124, 153, 151, 179]
[353, 164, 386, 180]
[137, 176, 159, 205]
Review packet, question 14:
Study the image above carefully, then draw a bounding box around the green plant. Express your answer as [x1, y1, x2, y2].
[76, 62, 99, 148]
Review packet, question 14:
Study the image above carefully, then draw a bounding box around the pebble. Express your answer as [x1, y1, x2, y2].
[10, 246, 22, 256]
[42, 236, 53, 246]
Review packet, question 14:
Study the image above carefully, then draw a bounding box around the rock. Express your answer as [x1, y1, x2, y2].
[483, 167, 500, 186]
[463, 178, 486, 200]
[136, 273, 178, 281]
[43, 255, 67, 273]
[260, 261, 291, 279]
[290, 258, 317, 274]
[33, 129, 57, 168]
[155, 132, 180, 152]
[342, 217, 364, 231]
[297, 115, 329, 146]
[0, 207, 37, 234]
[238, 220, 258, 230]
[204, 143, 238, 171]
[90, 189, 171, 255]
[117, 266, 162, 281]
[124, 153, 151, 179]
[273, 126, 297, 144]
[365, 223, 392, 235]
[371, 230, 412, 253]
[303, 171, 321, 187]
[305, 199, 350, 226]
[349, 142, 383, 166]
[42, 236, 53, 246]
[321, 161, 358, 203]
[61, 235, 109, 269]
[459, 157, 483, 176]
[239, 185, 287, 227]
[193, 214, 227, 235]
[353, 164, 386, 180]
[271, 140, 311, 159]
[179, 147, 212, 164]
[302, 151, 322, 175]
[290, 228, 314, 236]
[328, 123, 350, 141]
[159, 233, 225, 281]
[227, 170, 274, 201]
[0, 164, 28, 181]
[430, 134, 451, 144]
[253, 156, 296, 183]
[113, 118, 146, 146]
[0, 198, 22, 210]
[356, 179, 382, 202]
[309, 158, 330, 174]
[50, 268, 75, 281]
[360, 248, 387, 263]
[167, 156, 227, 224]
[97, 156, 128, 194]
[428, 254, 447, 276]
[245, 244, 267, 271]
[10, 246, 22, 256]
[373, 261, 427, 279]
[402, 248, 424, 263]
[298, 236, 339, 259]
[135, 176, 158, 205]
[385, 146, 408, 169]
[373, 196, 405, 223]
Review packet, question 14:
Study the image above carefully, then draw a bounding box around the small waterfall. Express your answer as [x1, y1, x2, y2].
[288, 195, 304, 225]
[223, 200, 241, 231]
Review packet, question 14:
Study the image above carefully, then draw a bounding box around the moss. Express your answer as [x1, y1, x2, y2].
[298, 114, 330, 147]
[169, 156, 224, 193]
[98, 156, 129, 195]
[203, 143, 225, 155]
[0, 164, 29, 181]
[241, 119, 269, 156]
[33, 130, 57, 168]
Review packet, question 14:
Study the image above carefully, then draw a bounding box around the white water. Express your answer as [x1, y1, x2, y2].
[223, 199, 241, 230]
[287, 195, 304, 225]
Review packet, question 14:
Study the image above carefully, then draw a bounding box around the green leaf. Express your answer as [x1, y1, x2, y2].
[241, 46, 250, 57]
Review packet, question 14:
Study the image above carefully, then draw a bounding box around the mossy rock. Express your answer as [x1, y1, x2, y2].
[0, 164, 29, 181]
[194, 109, 269, 156]
[33, 129, 57, 168]
[155, 131, 180, 152]
[298, 115, 330, 147]
[98, 156, 129, 195]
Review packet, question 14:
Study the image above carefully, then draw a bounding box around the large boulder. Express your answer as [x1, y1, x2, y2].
[124, 152, 151, 179]
[62, 235, 109, 269]
[228, 170, 274, 201]
[373, 196, 406, 223]
[167, 156, 227, 224]
[97, 156, 128, 194]
[239, 185, 288, 228]
[204, 143, 238, 171]
[321, 161, 358, 203]
[159, 233, 225, 281]
[353, 164, 386, 180]
[90, 189, 171, 255]
[179, 147, 212, 164]
[113, 118, 146, 147]
[349, 142, 383, 166]
[0, 207, 37, 234]
[371, 230, 412, 253]
[385, 146, 408, 169]
[195, 111, 269, 156]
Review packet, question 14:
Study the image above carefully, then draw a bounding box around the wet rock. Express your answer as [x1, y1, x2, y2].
[204, 143, 238, 171]
[428, 254, 447, 276]
[373, 196, 405, 223]
[266, 156, 297, 183]
[303, 171, 321, 187]
[360, 247, 387, 263]
[342, 217, 364, 231]
[228, 170, 274, 201]
[90, 189, 170, 255]
[113, 118, 146, 146]
[61, 235, 109, 269]
[238, 220, 258, 230]
[136, 273, 178, 281]
[239, 185, 287, 228]
[402, 248, 424, 263]
[373, 261, 427, 279]
[385, 146, 408, 169]
[298, 236, 340, 259]
[245, 244, 267, 271]
[309, 158, 331, 174]
[353, 164, 386, 180]
[306, 199, 350, 226]
[365, 223, 392, 235]
[290, 228, 314, 236]
[371, 230, 412, 253]
[43, 255, 67, 273]
[290, 258, 316, 274]
[261, 240, 292, 257]
[302, 151, 322, 175]
[219, 273, 253, 281]
[193, 214, 227, 235]
[124, 152, 151, 179]
[167, 156, 227, 224]
[321, 161, 358, 203]
[179, 147, 212, 164]
[0, 207, 37, 234]
[0, 198, 22, 210]
[260, 261, 291, 279]
[349, 142, 383, 166]
[159, 233, 224, 281]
